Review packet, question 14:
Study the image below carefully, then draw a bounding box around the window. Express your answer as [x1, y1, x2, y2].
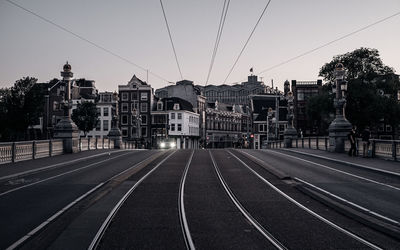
[171, 113, 175, 119]
[103, 107, 109, 116]
[121, 115, 128, 125]
[131, 101, 139, 113]
[96, 108, 101, 116]
[173, 103, 180, 110]
[386, 125, 392, 132]
[178, 124, 182, 131]
[171, 124, 175, 131]
[141, 92, 148, 101]
[131, 92, 138, 100]
[141, 103, 148, 113]
[122, 128, 128, 137]
[141, 127, 147, 137]
[121, 103, 128, 112]
[121, 92, 128, 101]
[103, 120, 109, 131]
[157, 101, 163, 111]
[141, 115, 147, 125]
[96, 120, 101, 131]
[258, 124, 264, 132]
[178, 113, 182, 119]
[297, 91, 304, 101]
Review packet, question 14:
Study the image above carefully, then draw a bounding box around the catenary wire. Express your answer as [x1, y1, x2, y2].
[255, 10, 400, 77]
[4, 0, 171, 83]
[159, 0, 184, 80]
[223, 0, 272, 84]
[205, 0, 230, 86]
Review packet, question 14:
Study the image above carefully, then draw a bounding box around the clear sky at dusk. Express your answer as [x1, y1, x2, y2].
[1, 0, 399, 92]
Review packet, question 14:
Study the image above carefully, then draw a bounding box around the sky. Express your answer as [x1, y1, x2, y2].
[1, 0, 399, 92]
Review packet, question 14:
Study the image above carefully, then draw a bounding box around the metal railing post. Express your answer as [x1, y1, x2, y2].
[309, 137, 311, 149]
[88, 138, 91, 150]
[392, 141, 397, 161]
[32, 141, 36, 160]
[316, 137, 319, 150]
[325, 137, 328, 151]
[371, 140, 376, 158]
[11, 142, 16, 163]
[49, 140, 53, 156]
[95, 138, 98, 150]
[296, 138, 298, 148]
[302, 138, 304, 148]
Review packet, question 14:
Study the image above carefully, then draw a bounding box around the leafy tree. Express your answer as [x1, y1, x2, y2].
[307, 48, 400, 136]
[0, 77, 45, 141]
[71, 101, 99, 137]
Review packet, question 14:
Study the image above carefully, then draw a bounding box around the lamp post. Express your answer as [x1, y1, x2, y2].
[107, 92, 122, 148]
[132, 109, 142, 148]
[266, 107, 273, 148]
[328, 63, 352, 152]
[284, 91, 297, 147]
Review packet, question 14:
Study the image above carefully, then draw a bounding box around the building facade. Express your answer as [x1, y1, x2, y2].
[291, 80, 322, 136]
[155, 80, 206, 145]
[118, 75, 153, 148]
[151, 97, 200, 149]
[205, 101, 251, 148]
[250, 94, 288, 149]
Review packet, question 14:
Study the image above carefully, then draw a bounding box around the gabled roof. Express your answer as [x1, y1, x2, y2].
[163, 97, 194, 112]
[128, 75, 147, 86]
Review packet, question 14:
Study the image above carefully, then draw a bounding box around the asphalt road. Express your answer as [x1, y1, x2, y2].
[1, 148, 399, 249]
[0, 149, 159, 249]
[241, 149, 400, 223]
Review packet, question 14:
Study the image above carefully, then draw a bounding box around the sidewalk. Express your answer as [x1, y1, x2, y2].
[277, 148, 400, 176]
[0, 149, 123, 181]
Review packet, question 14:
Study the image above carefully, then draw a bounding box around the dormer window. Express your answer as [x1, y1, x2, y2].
[157, 100, 163, 111]
[173, 103, 180, 110]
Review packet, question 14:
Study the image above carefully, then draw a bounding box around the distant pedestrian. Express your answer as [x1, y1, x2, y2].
[361, 127, 371, 157]
[348, 126, 357, 157]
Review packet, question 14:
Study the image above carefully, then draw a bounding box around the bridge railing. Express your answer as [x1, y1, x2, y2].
[267, 137, 399, 161]
[0, 137, 124, 165]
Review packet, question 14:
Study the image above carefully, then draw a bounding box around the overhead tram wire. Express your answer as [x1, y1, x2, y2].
[159, 0, 184, 80]
[223, 0, 272, 84]
[205, 0, 230, 86]
[256, 10, 400, 76]
[4, 0, 170, 83]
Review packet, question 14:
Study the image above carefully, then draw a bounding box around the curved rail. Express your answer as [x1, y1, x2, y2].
[227, 150, 383, 250]
[178, 150, 195, 250]
[88, 150, 176, 250]
[209, 150, 287, 250]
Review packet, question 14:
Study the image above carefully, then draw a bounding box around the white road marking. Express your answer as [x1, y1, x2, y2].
[294, 177, 399, 226]
[281, 148, 400, 177]
[0, 150, 132, 182]
[265, 150, 400, 191]
[0, 151, 134, 197]
[228, 150, 382, 250]
[6, 151, 162, 250]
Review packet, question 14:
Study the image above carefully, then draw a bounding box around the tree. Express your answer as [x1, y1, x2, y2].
[307, 48, 400, 136]
[0, 77, 45, 141]
[71, 101, 99, 137]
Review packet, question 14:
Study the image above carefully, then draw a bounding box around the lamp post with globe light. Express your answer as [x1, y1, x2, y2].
[328, 63, 352, 152]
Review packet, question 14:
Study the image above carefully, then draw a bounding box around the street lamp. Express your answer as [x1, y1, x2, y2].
[284, 91, 297, 147]
[328, 63, 352, 152]
[267, 107, 273, 147]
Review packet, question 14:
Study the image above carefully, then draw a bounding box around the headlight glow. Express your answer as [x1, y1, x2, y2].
[160, 142, 166, 148]
[170, 142, 176, 148]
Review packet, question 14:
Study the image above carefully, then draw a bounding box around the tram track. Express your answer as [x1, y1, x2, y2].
[209, 150, 287, 250]
[3, 150, 165, 250]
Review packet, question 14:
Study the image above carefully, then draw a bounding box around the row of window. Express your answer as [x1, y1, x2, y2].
[121, 102, 147, 113]
[95, 120, 109, 131]
[121, 126, 147, 137]
[189, 116, 199, 124]
[205, 89, 263, 97]
[170, 112, 182, 120]
[121, 92, 148, 101]
[121, 114, 148, 125]
[96, 107, 109, 117]
[170, 123, 182, 132]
